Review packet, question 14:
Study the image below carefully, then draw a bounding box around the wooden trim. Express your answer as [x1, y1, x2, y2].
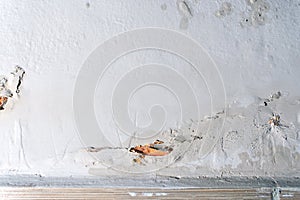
[0, 187, 299, 199]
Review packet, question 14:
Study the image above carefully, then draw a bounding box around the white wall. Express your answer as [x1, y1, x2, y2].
[0, 0, 299, 177]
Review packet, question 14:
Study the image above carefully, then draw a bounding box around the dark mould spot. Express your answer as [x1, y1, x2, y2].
[170, 176, 181, 179]
[86, 146, 98, 152]
[174, 155, 183, 162]
[181, 1, 192, 17]
[193, 135, 203, 140]
[15, 71, 25, 94]
[86, 2, 90, 8]
[264, 101, 267, 106]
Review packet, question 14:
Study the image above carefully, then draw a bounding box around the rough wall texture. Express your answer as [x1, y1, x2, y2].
[0, 0, 299, 179]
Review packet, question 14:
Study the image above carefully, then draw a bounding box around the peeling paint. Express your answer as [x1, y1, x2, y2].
[86, 91, 300, 177]
[0, 66, 25, 111]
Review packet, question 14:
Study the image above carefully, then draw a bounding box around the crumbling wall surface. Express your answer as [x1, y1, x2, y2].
[0, 0, 299, 179]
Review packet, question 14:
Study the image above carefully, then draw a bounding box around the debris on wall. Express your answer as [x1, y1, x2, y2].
[0, 66, 25, 111]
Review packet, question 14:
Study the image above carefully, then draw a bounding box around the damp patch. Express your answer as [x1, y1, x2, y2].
[83, 91, 300, 177]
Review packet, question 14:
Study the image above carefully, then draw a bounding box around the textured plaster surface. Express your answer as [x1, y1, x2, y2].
[0, 0, 299, 181]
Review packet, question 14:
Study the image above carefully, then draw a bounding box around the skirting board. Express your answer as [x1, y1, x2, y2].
[0, 175, 299, 199]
